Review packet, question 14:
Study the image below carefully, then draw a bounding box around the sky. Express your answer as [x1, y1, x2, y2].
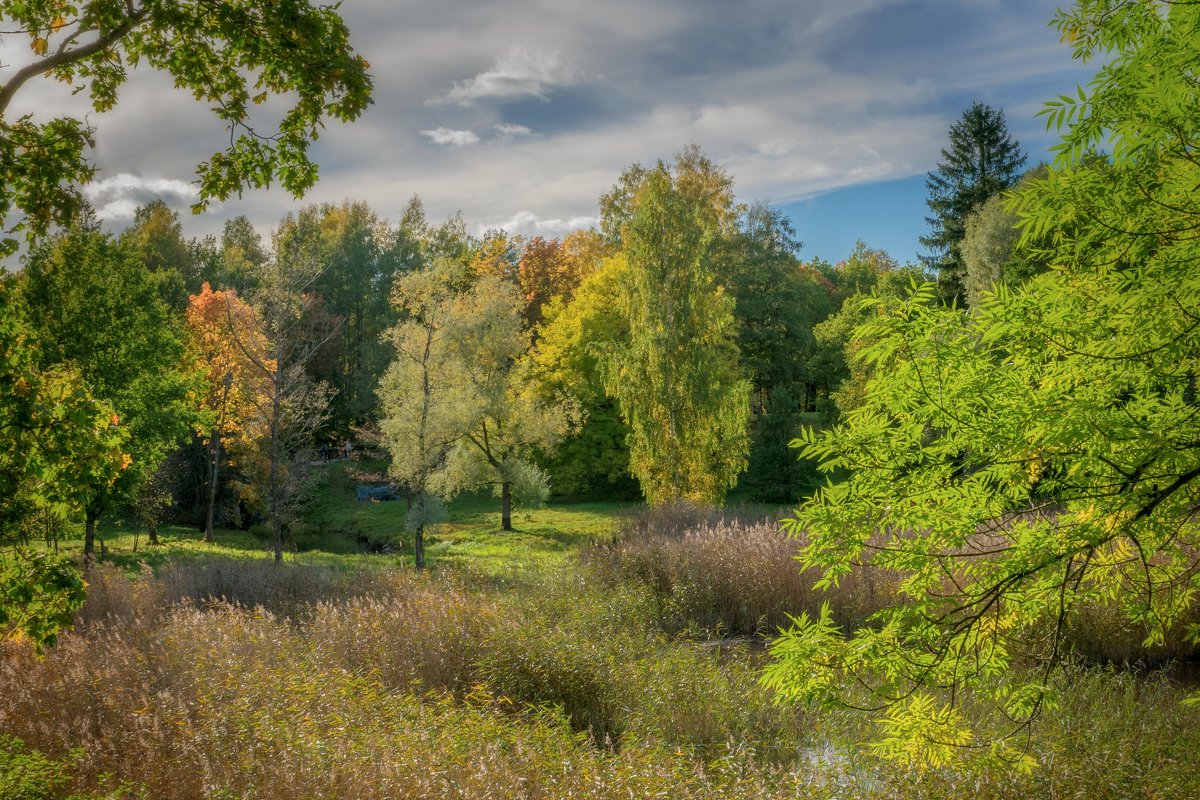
[3, 0, 1101, 265]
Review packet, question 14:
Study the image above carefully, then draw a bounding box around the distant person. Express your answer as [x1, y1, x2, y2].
[319, 443, 329, 462]
[344, 439, 353, 459]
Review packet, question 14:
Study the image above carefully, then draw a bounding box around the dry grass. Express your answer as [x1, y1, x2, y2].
[3, 553, 1200, 799]
[589, 504, 896, 636]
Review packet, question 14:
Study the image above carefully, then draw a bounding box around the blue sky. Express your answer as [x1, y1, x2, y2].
[4, 0, 1100, 260]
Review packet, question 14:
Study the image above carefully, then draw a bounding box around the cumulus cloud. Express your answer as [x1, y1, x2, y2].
[429, 48, 579, 106]
[484, 210, 598, 238]
[421, 127, 481, 147]
[82, 174, 202, 221]
[494, 123, 534, 141]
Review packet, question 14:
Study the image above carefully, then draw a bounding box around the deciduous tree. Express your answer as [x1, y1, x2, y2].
[765, 0, 1200, 765]
[604, 154, 749, 504]
[0, 0, 372, 254]
[19, 225, 194, 563]
[186, 283, 271, 542]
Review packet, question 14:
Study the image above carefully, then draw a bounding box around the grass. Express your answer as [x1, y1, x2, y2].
[27, 456, 631, 581]
[7, 458, 1200, 797]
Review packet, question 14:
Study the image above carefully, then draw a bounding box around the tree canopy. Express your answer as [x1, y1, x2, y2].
[920, 102, 1026, 304]
[0, 0, 372, 254]
[764, 0, 1200, 766]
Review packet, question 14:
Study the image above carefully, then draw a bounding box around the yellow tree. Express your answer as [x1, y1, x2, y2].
[186, 283, 271, 542]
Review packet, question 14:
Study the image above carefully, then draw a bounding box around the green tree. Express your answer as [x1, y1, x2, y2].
[920, 103, 1026, 304]
[0, 0, 372, 254]
[0, 292, 123, 649]
[526, 254, 635, 498]
[379, 261, 473, 567]
[119, 200, 196, 310]
[19, 225, 195, 563]
[960, 165, 1052, 308]
[764, 0, 1200, 765]
[604, 155, 750, 505]
[306, 202, 404, 428]
[385, 265, 573, 532]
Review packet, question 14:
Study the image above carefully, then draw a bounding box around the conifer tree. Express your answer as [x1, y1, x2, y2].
[920, 103, 1026, 304]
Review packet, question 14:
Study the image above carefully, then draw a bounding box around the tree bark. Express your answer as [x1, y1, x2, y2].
[414, 493, 426, 569]
[501, 481, 513, 531]
[83, 509, 98, 567]
[205, 428, 220, 542]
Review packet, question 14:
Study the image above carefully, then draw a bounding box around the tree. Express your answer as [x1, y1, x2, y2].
[306, 202, 403, 429]
[764, 0, 1200, 766]
[959, 165, 1051, 308]
[379, 261, 474, 567]
[0, 0, 372, 254]
[234, 219, 337, 563]
[0, 291, 124, 649]
[385, 266, 573, 532]
[920, 103, 1026, 304]
[526, 254, 636, 498]
[186, 283, 271, 542]
[604, 154, 750, 505]
[120, 200, 196, 309]
[19, 225, 195, 563]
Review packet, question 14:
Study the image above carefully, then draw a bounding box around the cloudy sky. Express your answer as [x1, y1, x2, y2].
[5, 0, 1099, 264]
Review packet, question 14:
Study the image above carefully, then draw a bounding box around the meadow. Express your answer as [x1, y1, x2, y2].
[3, 459, 1200, 799]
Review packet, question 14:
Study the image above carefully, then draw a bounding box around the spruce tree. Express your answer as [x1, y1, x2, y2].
[920, 102, 1025, 304]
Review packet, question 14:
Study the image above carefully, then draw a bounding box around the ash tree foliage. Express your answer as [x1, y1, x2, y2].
[920, 102, 1026, 305]
[602, 152, 750, 505]
[765, 0, 1200, 767]
[0, 0, 373, 254]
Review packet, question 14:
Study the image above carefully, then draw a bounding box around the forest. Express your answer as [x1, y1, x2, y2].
[2, 0, 1200, 797]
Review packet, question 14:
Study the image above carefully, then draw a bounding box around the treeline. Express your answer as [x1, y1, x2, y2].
[2, 114, 1044, 581]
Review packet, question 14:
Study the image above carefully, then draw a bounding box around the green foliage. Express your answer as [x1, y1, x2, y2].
[0, 551, 87, 653]
[604, 151, 750, 504]
[383, 261, 574, 532]
[0, 735, 74, 800]
[920, 103, 1026, 304]
[18, 225, 196, 523]
[526, 254, 637, 498]
[768, 0, 1200, 761]
[959, 165, 1052, 308]
[0, 0, 373, 254]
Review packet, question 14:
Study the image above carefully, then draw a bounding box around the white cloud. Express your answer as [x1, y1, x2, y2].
[421, 127, 481, 147]
[483, 210, 598, 238]
[82, 174, 203, 221]
[429, 48, 579, 106]
[494, 123, 534, 140]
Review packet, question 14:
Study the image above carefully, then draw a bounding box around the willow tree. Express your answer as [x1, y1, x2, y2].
[764, 0, 1200, 768]
[604, 152, 750, 504]
[382, 263, 572, 537]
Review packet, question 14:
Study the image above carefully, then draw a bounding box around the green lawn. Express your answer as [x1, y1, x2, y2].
[38, 456, 634, 577]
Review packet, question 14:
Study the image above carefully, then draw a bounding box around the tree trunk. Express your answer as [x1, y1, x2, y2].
[83, 509, 98, 567]
[205, 428, 220, 542]
[501, 481, 513, 531]
[414, 493, 426, 569]
[270, 392, 283, 564]
[147, 521, 159, 546]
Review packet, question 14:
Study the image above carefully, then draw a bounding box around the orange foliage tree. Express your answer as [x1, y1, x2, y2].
[186, 283, 271, 541]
